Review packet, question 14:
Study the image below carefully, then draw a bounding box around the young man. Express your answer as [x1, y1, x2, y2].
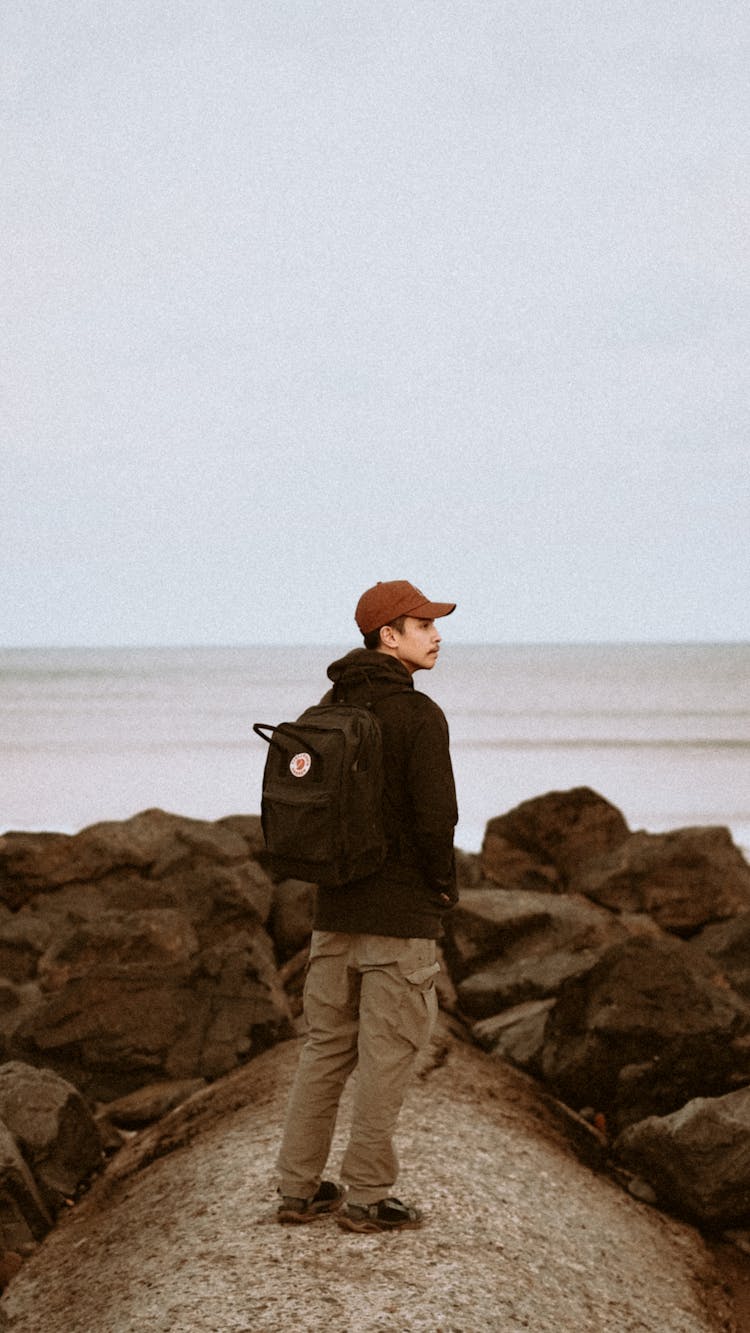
[276, 579, 458, 1233]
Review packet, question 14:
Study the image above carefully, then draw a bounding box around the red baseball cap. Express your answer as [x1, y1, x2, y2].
[355, 580, 456, 635]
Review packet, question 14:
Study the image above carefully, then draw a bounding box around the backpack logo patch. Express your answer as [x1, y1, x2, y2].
[290, 752, 312, 778]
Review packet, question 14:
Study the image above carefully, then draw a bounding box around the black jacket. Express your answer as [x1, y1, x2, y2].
[313, 648, 458, 939]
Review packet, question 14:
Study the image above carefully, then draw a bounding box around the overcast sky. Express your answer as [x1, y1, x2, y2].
[3, 1, 749, 646]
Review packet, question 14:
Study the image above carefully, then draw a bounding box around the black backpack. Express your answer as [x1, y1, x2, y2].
[253, 701, 387, 886]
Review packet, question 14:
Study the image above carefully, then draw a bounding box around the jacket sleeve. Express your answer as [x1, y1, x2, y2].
[406, 702, 459, 900]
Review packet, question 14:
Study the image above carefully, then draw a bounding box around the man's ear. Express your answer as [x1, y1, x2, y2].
[379, 624, 399, 649]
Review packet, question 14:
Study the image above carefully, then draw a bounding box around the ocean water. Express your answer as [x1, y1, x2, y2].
[0, 643, 748, 857]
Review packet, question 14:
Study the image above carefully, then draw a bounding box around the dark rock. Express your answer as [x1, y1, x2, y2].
[0, 832, 79, 907]
[472, 998, 555, 1071]
[540, 935, 750, 1131]
[693, 912, 750, 1001]
[142, 858, 274, 930]
[0, 983, 43, 1066]
[276, 945, 310, 1020]
[616, 1087, 750, 1226]
[0, 1062, 102, 1209]
[455, 894, 649, 1018]
[442, 887, 554, 982]
[0, 917, 52, 984]
[434, 945, 459, 1015]
[571, 826, 750, 935]
[479, 833, 560, 893]
[216, 814, 265, 857]
[12, 920, 292, 1100]
[455, 849, 485, 890]
[0, 1121, 52, 1251]
[0, 812, 291, 1100]
[0, 809, 254, 908]
[458, 949, 598, 1018]
[481, 787, 630, 886]
[269, 880, 315, 962]
[443, 886, 645, 998]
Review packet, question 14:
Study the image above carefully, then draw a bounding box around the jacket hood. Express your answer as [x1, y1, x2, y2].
[326, 648, 413, 704]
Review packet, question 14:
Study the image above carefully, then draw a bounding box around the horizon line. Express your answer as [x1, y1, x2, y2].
[1, 638, 749, 651]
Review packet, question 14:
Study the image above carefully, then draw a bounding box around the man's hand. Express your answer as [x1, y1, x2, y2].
[435, 882, 458, 908]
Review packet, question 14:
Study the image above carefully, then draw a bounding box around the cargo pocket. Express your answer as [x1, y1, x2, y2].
[396, 939, 440, 1049]
[396, 938, 439, 989]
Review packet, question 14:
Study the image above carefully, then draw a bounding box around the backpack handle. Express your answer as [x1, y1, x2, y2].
[253, 722, 322, 761]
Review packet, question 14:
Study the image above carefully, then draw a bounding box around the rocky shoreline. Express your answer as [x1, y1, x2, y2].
[2, 788, 750, 1320]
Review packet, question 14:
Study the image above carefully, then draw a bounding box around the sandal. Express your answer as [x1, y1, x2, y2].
[277, 1179, 344, 1224]
[336, 1196, 423, 1233]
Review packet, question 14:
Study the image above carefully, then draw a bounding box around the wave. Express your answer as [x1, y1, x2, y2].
[453, 738, 750, 751]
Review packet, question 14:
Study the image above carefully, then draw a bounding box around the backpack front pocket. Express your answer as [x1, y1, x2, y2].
[263, 790, 336, 864]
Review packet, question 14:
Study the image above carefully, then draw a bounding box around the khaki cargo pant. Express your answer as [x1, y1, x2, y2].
[276, 930, 439, 1206]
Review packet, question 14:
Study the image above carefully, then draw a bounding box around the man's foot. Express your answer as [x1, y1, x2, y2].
[277, 1179, 344, 1224]
[336, 1196, 423, 1233]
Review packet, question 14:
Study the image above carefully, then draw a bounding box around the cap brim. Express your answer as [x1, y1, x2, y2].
[407, 600, 456, 621]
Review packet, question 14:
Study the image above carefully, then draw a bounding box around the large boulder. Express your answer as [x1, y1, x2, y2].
[451, 890, 647, 1018]
[11, 917, 291, 1101]
[692, 911, 750, 1001]
[0, 1063, 102, 1210]
[442, 888, 557, 981]
[0, 809, 264, 909]
[616, 1087, 750, 1227]
[540, 935, 750, 1131]
[481, 788, 630, 887]
[571, 826, 750, 935]
[478, 835, 560, 894]
[0, 812, 293, 1100]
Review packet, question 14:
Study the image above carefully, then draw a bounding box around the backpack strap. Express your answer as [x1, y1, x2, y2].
[331, 666, 375, 708]
[331, 668, 413, 710]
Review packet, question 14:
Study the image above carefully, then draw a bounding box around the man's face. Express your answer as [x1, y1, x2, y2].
[386, 616, 442, 674]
